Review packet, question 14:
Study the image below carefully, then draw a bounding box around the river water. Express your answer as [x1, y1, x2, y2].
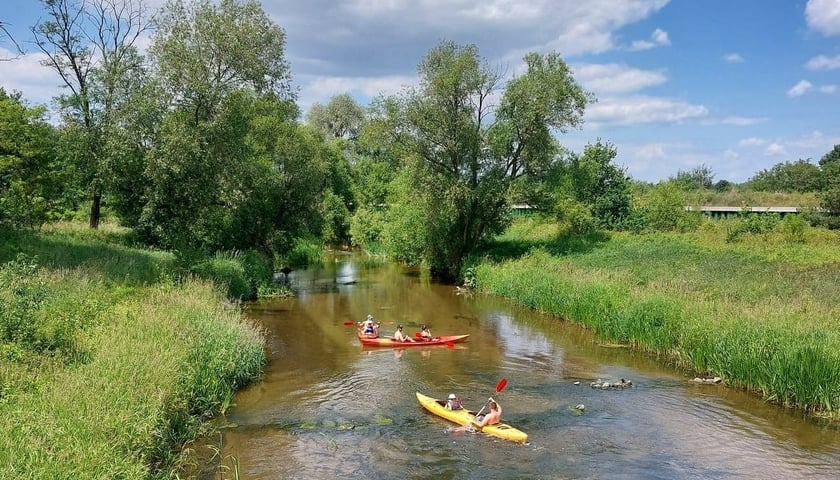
[190, 254, 840, 479]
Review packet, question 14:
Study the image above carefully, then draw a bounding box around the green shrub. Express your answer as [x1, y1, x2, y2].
[190, 254, 251, 300]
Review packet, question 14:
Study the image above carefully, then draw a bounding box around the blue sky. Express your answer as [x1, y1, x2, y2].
[1, 0, 839, 183]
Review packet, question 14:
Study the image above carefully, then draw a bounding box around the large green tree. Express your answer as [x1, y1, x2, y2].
[33, 0, 150, 228]
[746, 159, 823, 193]
[0, 89, 64, 228]
[140, 0, 300, 253]
[379, 41, 590, 280]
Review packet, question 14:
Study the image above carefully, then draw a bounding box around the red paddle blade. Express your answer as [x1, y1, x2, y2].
[446, 341, 455, 348]
[496, 378, 508, 393]
[344, 321, 355, 326]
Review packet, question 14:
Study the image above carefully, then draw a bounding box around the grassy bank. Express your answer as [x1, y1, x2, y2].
[0, 225, 265, 478]
[473, 217, 840, 418]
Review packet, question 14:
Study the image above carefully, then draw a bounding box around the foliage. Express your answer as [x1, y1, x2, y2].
[746, 159, 823, 193]
[190, 252, 252, 300]
[376, 41, 590, 281]
[0, 89, 66, 229]
[818, 144, 840, 221]
[33, 0, 150, 229]
[150, 0, 294, 121]
[561, 140, 631, 230]
[670, 164, 714, 190]
[553, 195, 596, 234]
[306, 93, 366, 140]
[779, 214, 807, 244]
[638, 182, 700, 232]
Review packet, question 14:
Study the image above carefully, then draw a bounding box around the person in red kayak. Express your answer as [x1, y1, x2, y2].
[393, 325, 416, 342]
[419, 324, 433, 340]
[474, 398, 501, 428]
[359, 314, 379, 336]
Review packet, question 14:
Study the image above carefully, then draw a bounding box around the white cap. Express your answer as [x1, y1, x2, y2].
[448, 394, 457, 399]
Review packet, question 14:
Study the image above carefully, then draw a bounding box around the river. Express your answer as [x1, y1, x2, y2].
[188, 253, 840, 479]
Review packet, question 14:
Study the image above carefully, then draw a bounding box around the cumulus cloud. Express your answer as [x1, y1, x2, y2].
[787, 80, 813, 97]
[586, 95, 707, 126]
[572, 63, 667, 93]
[805, 0, 840, 36]
[764, 143, 786, 156]
[628, 28, 671, 51]
[806, 54, 840, 70]
[723, 53, 744, 63]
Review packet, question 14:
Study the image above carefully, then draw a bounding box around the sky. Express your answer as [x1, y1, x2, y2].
[1, 0, 839, 183]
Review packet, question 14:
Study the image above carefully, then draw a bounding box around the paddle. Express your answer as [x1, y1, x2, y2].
[473, 378, 507, 425]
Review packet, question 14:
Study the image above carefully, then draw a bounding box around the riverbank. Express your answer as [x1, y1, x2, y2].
[472, 217, 840, 419]
[0, 224, 265, 478]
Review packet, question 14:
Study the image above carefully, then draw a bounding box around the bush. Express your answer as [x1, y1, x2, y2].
[190, 253, 251, 300]
[779, 214, 807, 243]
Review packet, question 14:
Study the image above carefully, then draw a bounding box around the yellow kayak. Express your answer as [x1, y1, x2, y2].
[415, 392, 528, 444]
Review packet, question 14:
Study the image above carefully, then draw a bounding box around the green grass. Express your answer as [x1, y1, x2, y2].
[474, 217, 840, 417]
[0, 225, 265, 479]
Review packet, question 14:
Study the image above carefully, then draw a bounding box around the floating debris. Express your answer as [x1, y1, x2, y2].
[692, 376, 722, 384]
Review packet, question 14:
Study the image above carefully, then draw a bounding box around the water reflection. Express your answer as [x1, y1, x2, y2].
[191, 254, 840, 479]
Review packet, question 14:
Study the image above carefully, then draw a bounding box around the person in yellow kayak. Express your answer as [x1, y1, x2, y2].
[419, 324, 433, 340]
[393, 325, 416, 342]
[473, 398, 501, 428]
[446, 393, 463, 410]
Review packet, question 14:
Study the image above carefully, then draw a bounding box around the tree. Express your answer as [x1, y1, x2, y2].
[0, 89, 61, 228]
[671, 164, 714, 190]
[818, 144, 840, 218]
[1, 20, 24, 60]
[150, 0, 294, 123]
[306, 94, 366, 140]
[746, 159, 823, 193]
[380, 41, 590, 280]
[33, 0, 150, 229]
[139, 0, 301, 254]
[564, 140, 631, 230]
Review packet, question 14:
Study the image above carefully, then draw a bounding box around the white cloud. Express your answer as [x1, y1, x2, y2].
[719, 116, 765, 126]
[764, 143, 786, 156]
[805, 0, 840, 36]
[723, 149, 739, 159]
[806, 54, 840, 70]
[739, 137, 766, 147]
[636, 143, 666, 159]
[628, 28, 671, 51]
[787, 80, 813, 97]
[0, 50, 59, 107]
[723, 53, 744, 63]
[296, 74, 417, 112]
[819, 84, 838, 93]
[572, 63, 667, 93]
[586, 95, 707, 126]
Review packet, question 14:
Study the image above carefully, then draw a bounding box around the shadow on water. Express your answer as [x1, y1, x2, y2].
[186, 253, 840, 480]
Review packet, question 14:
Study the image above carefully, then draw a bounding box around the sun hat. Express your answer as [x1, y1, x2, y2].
[448, 393, 457, 399]
[367, 314, 373, 320]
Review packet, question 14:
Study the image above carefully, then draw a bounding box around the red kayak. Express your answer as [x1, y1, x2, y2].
[358, 334, 469, 347]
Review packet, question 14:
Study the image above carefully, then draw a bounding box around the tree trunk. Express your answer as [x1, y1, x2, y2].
[89, 193, 101, 229]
